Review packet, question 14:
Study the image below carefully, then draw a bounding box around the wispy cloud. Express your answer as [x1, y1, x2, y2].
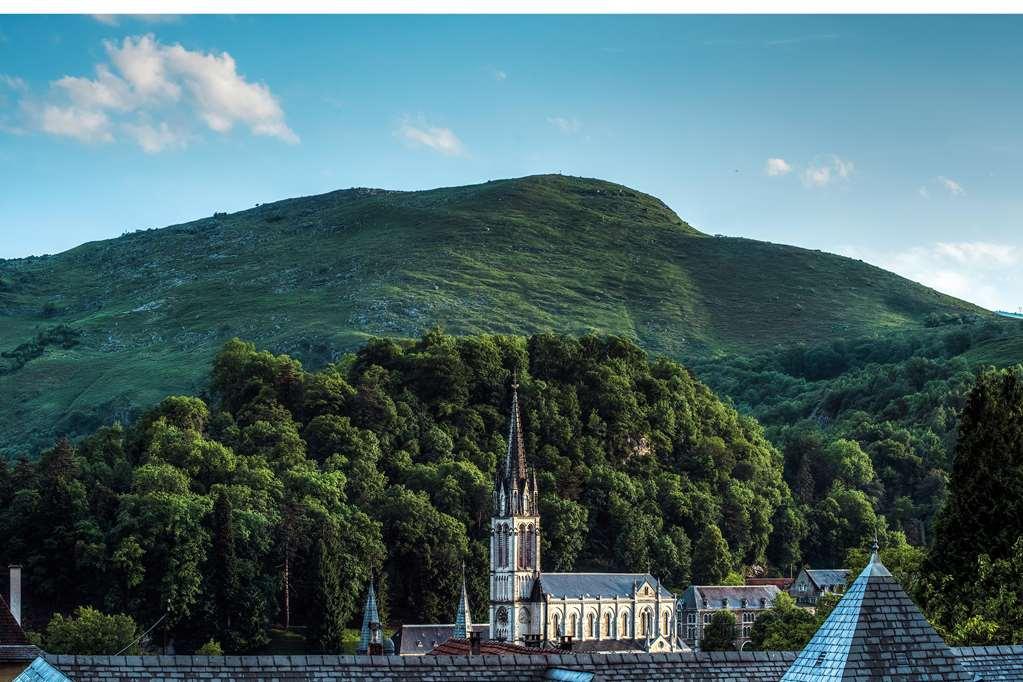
[547, 116, 581, 134]
[937, 176, 965, 196]
[838, 241, 1021, 310]
[918, 186, 930, 199]
[395, 117, 466, 156]
[492, 69, 507, 82]
[765, 157, 792, 177]
[7, 34, 297, 151]
[801, 154, 854, 188]
[0, 74, 26, 91]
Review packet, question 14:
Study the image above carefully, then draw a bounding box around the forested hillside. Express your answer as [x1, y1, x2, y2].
[0, 174, 987, 455]
[0, 332, 802, 651]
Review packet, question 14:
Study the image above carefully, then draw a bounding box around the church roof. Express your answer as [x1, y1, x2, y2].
[781, 547, 974, 681]
[0, 594, 28, 646]
[504, 379, 527, 484]
[537, 573, 672, 600]
[803, 569, 851, 589]
[428, 638, 562, 656]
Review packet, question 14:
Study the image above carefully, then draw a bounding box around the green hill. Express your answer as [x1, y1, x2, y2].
[0, 174, 987, 456]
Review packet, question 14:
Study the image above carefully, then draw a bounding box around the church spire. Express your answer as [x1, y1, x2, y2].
[505, 374, 527, 483]
[453, 564, 473, 639]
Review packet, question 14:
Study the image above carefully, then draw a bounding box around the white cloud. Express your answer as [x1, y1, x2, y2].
[937, 176, 965, 196]
[838, 241, 1021, 311]
[38, 104, 113, 143]
[801, 154, 854, 188]
[493, 69, 507, 81]
[123, 120, 186, 153]
[765, 157, 792, 177]
[396, 118, 465, 156]
[9, 33, 296, 151]
[547, 116, 581, 134]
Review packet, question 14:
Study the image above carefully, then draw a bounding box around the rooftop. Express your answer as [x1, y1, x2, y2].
[537, 573, 672, 600]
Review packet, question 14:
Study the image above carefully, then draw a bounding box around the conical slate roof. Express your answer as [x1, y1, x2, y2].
[356, 580, 381, 655]
[453, 569, 472, 639]
[781, 545, 973, 681]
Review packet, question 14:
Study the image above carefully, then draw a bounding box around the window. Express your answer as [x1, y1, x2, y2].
[687, 626, 696, 641]
[525, 524, 534, 568]
[703, 613, 713, 625]
[740, 598, 748, 608]
[799, 582, 807, 592]
[742, 612, 755, 624]
[620, 613, 630, 638]
[553, 614, 561, 636]
[742, 625, 751, 638]
[686, 613, 697, 624]
[720, 599, 728, 608]
[603, 613, 612, 638]
[518, 524, 526, 568]
[570, 613, 578, 637]
[662, 612, 670, 634]
[760, 598, 767, 608]
[588, 613, 596, 638]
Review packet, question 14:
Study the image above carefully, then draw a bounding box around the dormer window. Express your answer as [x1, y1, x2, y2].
[720, 599, 727, 608]
[741, 598, 748, 608]
[702, 599, 708, 608]
[760, 598, 767, 608]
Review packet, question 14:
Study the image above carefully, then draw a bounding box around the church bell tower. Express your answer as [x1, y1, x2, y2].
[489, 377, 541, 643]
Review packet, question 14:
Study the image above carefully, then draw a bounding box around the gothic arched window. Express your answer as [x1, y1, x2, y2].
[662, 611, 670, 635]
[588, 613, 596, 638]
[603, 613, 612, 637]
[525, 524, 534, 568]
[620, 612, 630, 638]
[518, 524, 526, 568]
[496, 524, 506, 568]
[570, 613, 578, 638]
[553, 613, 561, 636]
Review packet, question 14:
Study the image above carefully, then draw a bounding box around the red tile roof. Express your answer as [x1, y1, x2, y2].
[428, 638, 562, 656]
[0, 594, 28, 646]
[746, 577, 795, 589]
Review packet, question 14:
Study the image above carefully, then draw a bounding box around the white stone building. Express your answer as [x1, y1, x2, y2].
[487, 381, 681, 653]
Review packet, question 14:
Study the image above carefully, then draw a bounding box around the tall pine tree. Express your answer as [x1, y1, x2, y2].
[211, 491, 240, 646]
[308, 517, 346, 652]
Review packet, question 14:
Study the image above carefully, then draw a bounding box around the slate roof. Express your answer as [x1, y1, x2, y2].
[0, 594, 28, 646]
[684, 585, 781, 609]
[746, 577, 795, 590]
[538, 573, 672, 599]
[394, 623, 489, 655]
[453, 575, 472, 639]
[781, 549, 973, 681]
[13, 657, 72, 682]
[804, 569, 851, 590]
[428, 637, 562, 655]
[954, 644, 1023, 680]
[35, 647, 1023, 681]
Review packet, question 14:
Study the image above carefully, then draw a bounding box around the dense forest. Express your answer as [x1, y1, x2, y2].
[1, 329, 1020, 653]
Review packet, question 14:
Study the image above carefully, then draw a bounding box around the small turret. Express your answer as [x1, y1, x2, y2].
[357, 578, 382, 655]
[453, 565, 473, 639]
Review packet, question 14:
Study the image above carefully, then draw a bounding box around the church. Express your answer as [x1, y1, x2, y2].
[485, 380, 681, 653]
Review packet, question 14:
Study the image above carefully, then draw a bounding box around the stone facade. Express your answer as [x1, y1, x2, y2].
[677, 585, 780, 651]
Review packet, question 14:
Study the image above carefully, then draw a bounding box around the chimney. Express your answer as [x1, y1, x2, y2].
[8, 566, 21, 625]
[469, 630, 482, 655]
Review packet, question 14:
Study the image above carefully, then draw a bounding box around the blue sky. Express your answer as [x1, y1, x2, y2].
[1, 14, 1022, 310]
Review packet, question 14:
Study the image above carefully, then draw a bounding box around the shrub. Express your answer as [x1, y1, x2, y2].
[196, 639, 224, 655]
[39, 607, 140, 655]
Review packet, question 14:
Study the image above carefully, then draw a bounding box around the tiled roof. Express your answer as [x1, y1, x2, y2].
[955, 644, 1023, 680]
[686, 585, 781, 609]
[428, 638, 562, 655]
[746, 578, 795, 590]
[781, 551, 973, 681]
[804, 570, 850, 589]
[35, 647, 1023, 681]
[13, 657, 72, 682]
[0, 594, 28, 646]
[357, 581, 381, 654]
[394, 623, 489, 655]
[538, 573, 672, 599]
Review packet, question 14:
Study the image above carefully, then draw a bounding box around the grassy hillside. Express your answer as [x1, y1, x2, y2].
[0, 174, 987, 456]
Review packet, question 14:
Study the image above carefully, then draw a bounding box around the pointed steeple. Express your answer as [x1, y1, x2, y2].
[781, 538, 973, 681]
[356, 578, 381, 655]
[453, 564, 473, 639]
[505, 374, 527, 484]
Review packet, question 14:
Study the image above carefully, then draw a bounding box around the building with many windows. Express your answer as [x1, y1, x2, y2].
[789, 568, 850, 607]
[676, 585, 781, 650]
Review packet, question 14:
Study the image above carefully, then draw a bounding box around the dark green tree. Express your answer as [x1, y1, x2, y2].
[308, 517, 346, 652]
[210, 490, 240, 646]
[701, 610, 737, 651]
[692, 525, 731, 585]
